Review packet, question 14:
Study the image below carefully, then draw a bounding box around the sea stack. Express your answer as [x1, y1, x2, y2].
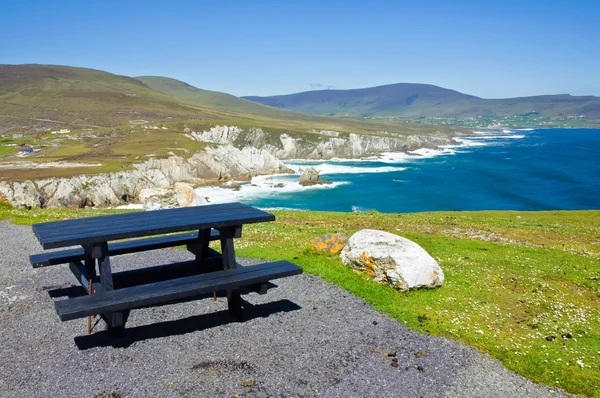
[299, 167, 320, 186]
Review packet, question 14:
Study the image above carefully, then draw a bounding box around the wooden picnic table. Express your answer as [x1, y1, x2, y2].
[30, 202, 302, 335]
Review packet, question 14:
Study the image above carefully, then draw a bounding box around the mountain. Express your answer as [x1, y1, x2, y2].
[135, 76, 315, 121]
[0, 64, 209, 126]
[243, 83, 600, 119]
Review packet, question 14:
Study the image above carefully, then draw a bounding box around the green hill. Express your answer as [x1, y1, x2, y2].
[135, 76, 316, 121]
[0, 64, 210, 126]
[243, 83, 600, 119]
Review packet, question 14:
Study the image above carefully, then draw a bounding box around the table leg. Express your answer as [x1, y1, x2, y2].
[194, 228, 211, 261]
[83, 249, 97, 335]
[95, 242, 114, 290]
[187, 228, 224, 276]
[218, 226, 243, 320]
[88, 242, 129, 333]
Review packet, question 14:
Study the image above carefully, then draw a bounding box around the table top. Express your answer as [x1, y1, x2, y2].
[32, 202, 275, 249]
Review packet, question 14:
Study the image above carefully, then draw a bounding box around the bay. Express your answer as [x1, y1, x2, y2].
[195, 128, 600, 213]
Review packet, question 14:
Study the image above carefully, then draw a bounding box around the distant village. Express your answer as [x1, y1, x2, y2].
[0, 128, 71, 157]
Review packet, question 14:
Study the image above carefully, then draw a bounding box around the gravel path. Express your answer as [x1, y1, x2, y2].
[0, 220, 572, 398]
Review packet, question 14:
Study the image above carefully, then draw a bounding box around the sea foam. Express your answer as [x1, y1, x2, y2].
[194, 174, 349, 205]
[285, 163, 407, 174]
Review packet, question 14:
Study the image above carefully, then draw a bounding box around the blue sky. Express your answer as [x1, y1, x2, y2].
[1, 0, 599, 98]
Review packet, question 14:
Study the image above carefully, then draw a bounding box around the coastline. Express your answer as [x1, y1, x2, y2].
[185, 128, 528, 210]
[8, 126, 588, 212]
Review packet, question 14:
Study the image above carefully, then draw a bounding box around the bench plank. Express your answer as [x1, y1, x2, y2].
[55, 261, 302, 321]
[30, 230, 221, 268]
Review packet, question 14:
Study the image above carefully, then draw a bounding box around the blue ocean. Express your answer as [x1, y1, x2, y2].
[195, 128, 600, 213]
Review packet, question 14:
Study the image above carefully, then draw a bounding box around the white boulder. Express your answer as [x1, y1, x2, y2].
[138, 188, 177, 210]
[173, 182, 197, 207]
[341, 229, 444, 291]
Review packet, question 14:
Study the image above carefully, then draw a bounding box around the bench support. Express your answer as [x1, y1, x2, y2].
[84, 242, 129, 333]
[218, 226, 244, 319]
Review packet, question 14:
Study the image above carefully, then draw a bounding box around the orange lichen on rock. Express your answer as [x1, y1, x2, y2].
[359, 251, 378, 277]
[309, 233, 349, 254]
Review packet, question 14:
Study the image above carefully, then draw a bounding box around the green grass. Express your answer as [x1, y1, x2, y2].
[2, 205, 598, 396]
[0, 146, 16, 156]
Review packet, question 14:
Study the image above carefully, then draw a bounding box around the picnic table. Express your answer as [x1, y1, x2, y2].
[29, 202, 302, 335]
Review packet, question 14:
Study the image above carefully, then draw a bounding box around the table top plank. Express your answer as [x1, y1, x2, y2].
[33, 203, 274, 249]
[34, 204, 258, 242]
[33, 202, 251, 236]
[34, 207, 262, 244]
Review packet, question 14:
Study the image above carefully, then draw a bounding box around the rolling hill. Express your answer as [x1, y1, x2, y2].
[135, 76, 317, 121]
[0, 64, 208, 126]
[243, 83, 600, 119]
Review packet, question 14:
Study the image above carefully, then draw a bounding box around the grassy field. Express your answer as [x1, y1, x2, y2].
[2, 204, 598, 396]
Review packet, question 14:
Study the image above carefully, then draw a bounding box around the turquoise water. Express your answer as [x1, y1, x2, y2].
[196, 128, 600, 213]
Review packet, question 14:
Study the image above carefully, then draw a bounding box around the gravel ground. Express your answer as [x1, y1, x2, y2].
[0, 220, 573, 398]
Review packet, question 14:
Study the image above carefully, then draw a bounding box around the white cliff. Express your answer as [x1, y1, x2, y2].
[184, 125, 452, 160]
[0, 143, 291, 208]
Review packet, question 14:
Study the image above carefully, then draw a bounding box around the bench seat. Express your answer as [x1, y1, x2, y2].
[55, 261, 302, 321]
[30, 229, 221, 268]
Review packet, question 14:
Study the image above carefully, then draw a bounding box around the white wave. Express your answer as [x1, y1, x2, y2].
[375, 148, 457, 163]
[115, 203, 144, 210]
[195, 175, 349, 205]
[284, 159, 327, 165]
[258, 206, 304, 211]
[464, 134, 526, 140]
[497, 134, 525, 139]
[352, 205, 371, 212]
[329, 156, 381, 162]
[285, 162, 407, 174]
[317, 164, 407, 175]
[408, 147, 457, 158]
[473, 129, 528, 136]
[446, 133, 526, 149]
[444, 138, 489, 148]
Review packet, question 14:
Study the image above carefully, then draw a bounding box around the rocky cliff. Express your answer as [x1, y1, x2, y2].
[1, 125, 454, 208]
[0, 142, 291, 208]
[185, 125, 452, 160]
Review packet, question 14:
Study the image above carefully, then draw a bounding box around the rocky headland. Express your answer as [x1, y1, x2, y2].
[0, 125, 453, 209]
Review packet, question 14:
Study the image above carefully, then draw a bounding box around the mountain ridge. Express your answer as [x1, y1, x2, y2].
[243, 82, 600, 119]
[134, 75, 324, 121]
